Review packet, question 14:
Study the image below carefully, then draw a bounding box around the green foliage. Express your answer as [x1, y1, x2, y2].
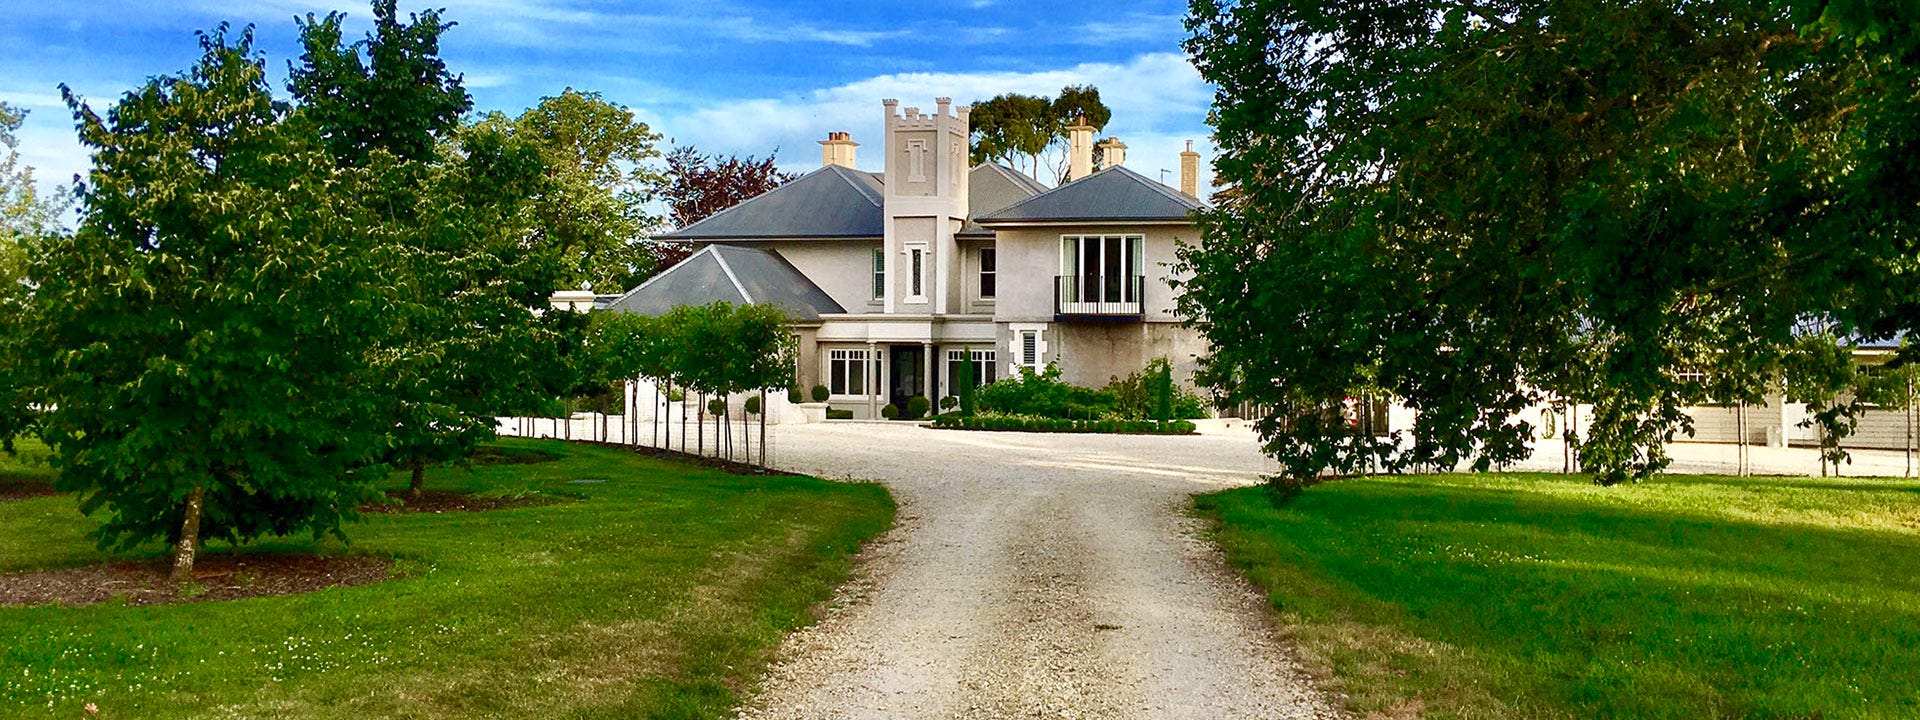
[967, 86, 1115, 182]
[290, 0, 469, 165]
[954, 351, 977, 415]
[880, 404, 899, 420]
[743, 395, 761, 415]
[905, 396, 931, 420]
[1182, 0, 1920, 487]
[475, 89, 667, 292]
[0, 101, 71, 452]
[825, 408, 853, 420]
[971, 361, 1206, 421]
[786, 386, 802, 403]
[40, 25, 388, 556]
[939, 395, 958, 411]
[293, 2, 573, 492]
[930, 413, 1197, 435]
[583, 302, 794, 403]
[811, 385, 830, 403]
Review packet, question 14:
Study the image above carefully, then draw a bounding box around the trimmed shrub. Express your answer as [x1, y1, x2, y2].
[929, 412, 1196, 435]
[787, 386, 802, 403]
[744, 395, 762, 414]
[826, 408, 854, 420]
[707, 397, 727, 416]
[881, 403, 900, 420]
[811, 385, 831, 403]
[940, 395, 958, 411]
[906, 396, 931, 420]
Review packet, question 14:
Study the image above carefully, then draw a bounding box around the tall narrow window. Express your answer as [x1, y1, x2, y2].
[909, 247, 925, 298]
[872, 248, 885, 300]
[1021, 331, 1038, 367]
[979, 248, 996, 299]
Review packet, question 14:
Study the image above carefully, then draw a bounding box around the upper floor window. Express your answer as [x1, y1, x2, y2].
[1060, 235, 1144, 305]
[872, 248, 885, 300]
[979, 248, 996, 299]
[907, 245, 926, 301]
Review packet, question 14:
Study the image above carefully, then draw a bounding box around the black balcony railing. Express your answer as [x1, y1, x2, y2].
[1054, 274, 1145, 319]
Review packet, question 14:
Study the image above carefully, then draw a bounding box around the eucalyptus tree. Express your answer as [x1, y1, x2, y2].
[39, 27, 390, 579]
[1181, 0, 1918, 491]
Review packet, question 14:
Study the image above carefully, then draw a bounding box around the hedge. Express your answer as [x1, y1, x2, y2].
[929, 413, 1197, 435]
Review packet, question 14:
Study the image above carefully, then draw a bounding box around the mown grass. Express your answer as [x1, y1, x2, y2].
[0, 438, 894, 719]
[1197, 472, 1920, 720]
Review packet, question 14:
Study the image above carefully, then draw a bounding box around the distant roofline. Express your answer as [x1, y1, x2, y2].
[656, 164, 882, 240]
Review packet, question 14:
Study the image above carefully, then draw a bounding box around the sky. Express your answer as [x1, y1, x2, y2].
[0, 0, 1217, 211]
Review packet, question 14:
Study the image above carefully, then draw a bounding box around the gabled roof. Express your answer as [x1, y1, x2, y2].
[960, 163, 1050, 238]
[975, 165, 1203, 224]
[603, 245, 845, 320]
[658, 164, 885, 240]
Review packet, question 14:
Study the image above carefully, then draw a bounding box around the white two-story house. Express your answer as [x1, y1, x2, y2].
[606, 97, 1209, 418]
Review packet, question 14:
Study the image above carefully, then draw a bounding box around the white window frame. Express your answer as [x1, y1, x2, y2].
[905, 243, 928, 304]
[1008, 323, 1048, 373]
[1058, 234, 1145, 313]
[945, 348, 998, 391]
[978, 247, 996, 301]
[827, 348, 872, 397]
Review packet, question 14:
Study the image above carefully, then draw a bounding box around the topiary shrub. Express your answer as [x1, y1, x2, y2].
[940, 395, 958, 411]
[811, 385, 831, 403]
[707, 397, 727, 416]
[826, 408, 854, 420]
[787, 386, 802, 403]
[881, 403, 899, 420]
[906, 396, 931, 420]
[744, 395, 762, 414]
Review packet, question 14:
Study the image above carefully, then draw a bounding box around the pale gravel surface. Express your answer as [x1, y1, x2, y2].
[736, 422, 1340, 720]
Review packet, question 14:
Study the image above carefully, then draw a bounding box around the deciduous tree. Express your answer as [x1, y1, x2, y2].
[659, 146, 792, 268]
[41, 26, 388, 579]
[1180, 0, 1917, 491]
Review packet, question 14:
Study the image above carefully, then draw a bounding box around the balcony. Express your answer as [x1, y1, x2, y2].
[1054, 274, 1145, 321]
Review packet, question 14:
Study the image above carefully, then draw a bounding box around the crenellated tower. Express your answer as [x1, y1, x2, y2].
[881, 98, 970, 315]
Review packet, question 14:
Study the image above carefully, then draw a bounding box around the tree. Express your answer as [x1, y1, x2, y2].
[967, 87, 1114, 183]
[1181, 0, 1916, 491]
[477, 89, 667, 292]
[1, 101, 70, 452]
[659, 146, 792, 269]
[292, 1, 572, 498]
[289, 0, 469, 165]
[41, 26, 388, 580]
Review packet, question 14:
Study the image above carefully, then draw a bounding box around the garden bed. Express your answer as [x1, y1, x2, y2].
[930, 414, 1197, 435]
[0, 554, 396, 608]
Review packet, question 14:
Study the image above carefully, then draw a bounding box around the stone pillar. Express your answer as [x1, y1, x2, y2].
[922, 342, 936, 404]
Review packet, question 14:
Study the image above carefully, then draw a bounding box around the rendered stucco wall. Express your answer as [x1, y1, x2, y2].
[747, 240, 881, 314]
[988, 225, 1200, 324]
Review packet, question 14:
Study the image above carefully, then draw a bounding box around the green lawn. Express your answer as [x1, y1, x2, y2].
[1198, 472, 1920, 720]
[0, 438, 894, 719]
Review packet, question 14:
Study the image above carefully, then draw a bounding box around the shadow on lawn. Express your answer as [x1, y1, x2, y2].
[1207, 476, 1920, 719]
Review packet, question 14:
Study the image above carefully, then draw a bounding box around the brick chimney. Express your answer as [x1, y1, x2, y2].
[820, 131, 859, 169]
[1179, 140, 1200, 197]
[1096, 137, 1127, 170]
[1067, 116, 1095, 181]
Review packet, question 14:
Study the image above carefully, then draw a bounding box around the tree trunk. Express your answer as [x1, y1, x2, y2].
[409, 456, 427, 499]
[171, 484, 207, 583]
[759, 389, 768, 467]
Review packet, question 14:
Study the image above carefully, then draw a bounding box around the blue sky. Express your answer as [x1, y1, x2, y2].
[1, 0, 1215, 207]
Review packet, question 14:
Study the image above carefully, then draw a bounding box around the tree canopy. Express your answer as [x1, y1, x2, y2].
[1180, 0, 1920, 490]
[968, 86, 1114, 182]
[658, 146, 792, 269]
[476, 88, 667, 292]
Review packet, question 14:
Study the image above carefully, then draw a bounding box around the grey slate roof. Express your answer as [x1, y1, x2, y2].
[960, 163, 1050, 238]
[603, 245, 845, 320]
[657, 164, 885, 240]
[975, 165, 1203, 224]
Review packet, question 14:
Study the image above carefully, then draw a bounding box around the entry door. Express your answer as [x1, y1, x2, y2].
[889, 345, 923, 411]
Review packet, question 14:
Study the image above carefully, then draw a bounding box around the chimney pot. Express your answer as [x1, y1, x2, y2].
[820, 131, 859, 169]
[1096, 137, 1128, 170]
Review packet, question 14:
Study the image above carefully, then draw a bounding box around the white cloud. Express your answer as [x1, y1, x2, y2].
[651, 51, 1218, 193]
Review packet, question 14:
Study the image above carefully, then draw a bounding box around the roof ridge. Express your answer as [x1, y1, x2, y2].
[667, 164, 849, 237]
[826, 164, 885, 208]
[709, 245, 753, 304]
[1108, 165, 1204, 209]
[605, 244, 717, 307]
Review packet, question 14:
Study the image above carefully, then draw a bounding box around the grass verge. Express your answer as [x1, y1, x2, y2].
[0, 438, 894, 719]
[1197, 472, 1920, 720]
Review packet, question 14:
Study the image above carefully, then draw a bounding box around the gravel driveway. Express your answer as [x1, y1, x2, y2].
[738, 422, 1337, 719]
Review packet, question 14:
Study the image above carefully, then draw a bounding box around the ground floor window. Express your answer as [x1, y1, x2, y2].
[1010, 326, 1047, 373]
[945, 348, 998, 391]
[828, 348, 871, 396]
